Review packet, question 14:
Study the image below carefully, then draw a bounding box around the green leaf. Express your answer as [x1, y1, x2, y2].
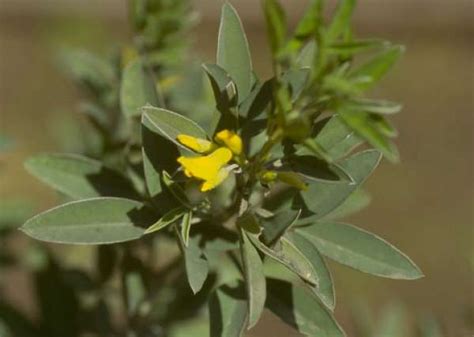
[144, 207, 186, 234]
[293, 0, 323, 40]
[142, 106, 208, 150]
[261, 209, 301, 245]
[328, 39, 388, 55]
[60, 49, 115, 94]
[217, 3, 253, 103]
[346, 98, 402, 115]
[237, 211, 261, 234]
[297, 222, 423, 279]
[263, 0, 287, 55]
[202, 63, 238, 110]
[287, 231, 335, 310]
[297, 40, 316, 68]
[239, 79, 273, 119]
[300, 150, 381, 220]
[287, 155, 353, 183]
[25, 153, 138, 200]
[322, 188, 371, 220]
[141, 121, 180, 210]
[371, 114, 398, 138]
[248, 233, 318, 286]
[338, 108, 399, 162]
[180, 210, 193, 247]
[162, 171, 191, 208]
[266, 279, 345, 337]
[176, 230, 209, 294]
[209, 283, 248, 337]
[121, 58, 161, 117]
[239, 230, 266, 329]
[281, 68, 310, 102]
[21, 198, 153, 244]
[326, 0, 356, 43]
[349, 45, 405, 91]
[311, 115, 364, 159]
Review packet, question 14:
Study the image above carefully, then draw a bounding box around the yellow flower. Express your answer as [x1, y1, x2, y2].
[177, 147, 233, 192]
[215, 130, 243, 155]
[177, 134, 214, 153]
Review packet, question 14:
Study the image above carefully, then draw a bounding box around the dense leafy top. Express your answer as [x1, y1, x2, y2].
[19, 1, 421, 336]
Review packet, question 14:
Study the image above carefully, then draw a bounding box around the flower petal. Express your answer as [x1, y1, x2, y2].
[215, 129, 243, 155]
[177, 134, 214, 153]
[177, 147, 233, 191]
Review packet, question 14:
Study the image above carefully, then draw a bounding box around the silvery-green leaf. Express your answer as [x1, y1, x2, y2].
[217, 3, 253, 103]
[266, 279, 346, 337]
[239, 230, 266, 329]
[25, 153, 138, 200]
[21, 198, 152, 244]
[297, 222, 423, 279]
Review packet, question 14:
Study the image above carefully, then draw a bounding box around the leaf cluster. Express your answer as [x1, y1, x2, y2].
[14, 1, 423, 336]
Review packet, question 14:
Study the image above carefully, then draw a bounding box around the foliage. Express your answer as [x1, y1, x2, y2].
[1, 0, 428, 336]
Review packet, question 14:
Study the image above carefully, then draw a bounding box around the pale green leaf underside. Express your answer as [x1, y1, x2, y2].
[21, 198, 151, 245]
[297, 222, 423, 279]
[217, 3, 253, 103]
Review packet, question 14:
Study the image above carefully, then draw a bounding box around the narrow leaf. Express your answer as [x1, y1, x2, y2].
[346, 98, 402, 115]
[121, 58, 161, 117]
[209, 283, 248, 337]
[25, 153, 138, 200]
[297, 222, 424, 279]
[322, 188, 371, 220]
[180, 210, 193, 247]
[141, 122, 180, 211]
[176, 231, 209, 294]
[21, 198, 152, 244]
[239, 230, 266, 329]
[145, 207, 186, 234]
[326, 0, 356, 43]
[142, 106, 208, 150]
[267, 279, 346, 337]
[286, 232, 335, 310]
[338, 108, 399, 162]
[350, 45, 405, 91]
[263, 0, 287, 54]
[248, 233, 318, 286]
[300, 150, 382, 220]
[261, 209, 301, 245]
[217, 3, 253, 102]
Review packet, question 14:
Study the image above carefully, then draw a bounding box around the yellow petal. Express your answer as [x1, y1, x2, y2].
[177, 134, 214, 153]
[177, 147, 232, 191]
[215, 129, 243, 155]
[201, 168, 229, 192]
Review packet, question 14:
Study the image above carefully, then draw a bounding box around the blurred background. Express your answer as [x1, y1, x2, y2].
[0, 0, 473, 336]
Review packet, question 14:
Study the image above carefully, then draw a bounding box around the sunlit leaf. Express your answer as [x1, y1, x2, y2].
[21, 198, 153, 244]
[239, 230, 266, 329]
[142, 106, 208, 151]
[217, 3, 253, 103]
[297, 222, 423, 279]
